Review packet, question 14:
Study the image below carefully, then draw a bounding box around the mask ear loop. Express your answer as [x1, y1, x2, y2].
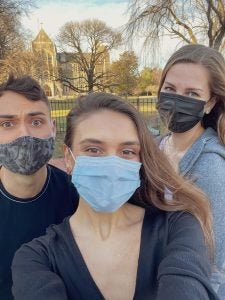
[65, 148, 76, 175]
[205, 95, 216, 114]
[68, 148, 76, 162]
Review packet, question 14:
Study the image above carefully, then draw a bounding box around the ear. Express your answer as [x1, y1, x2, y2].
[205, 96, 216, 114]
[51, 119, 57, 138]
[63, 144, 74, 175]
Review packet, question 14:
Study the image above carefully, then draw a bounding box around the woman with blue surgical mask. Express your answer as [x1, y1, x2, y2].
[12, 92, 218, 299]
[156, 44, 225, 298]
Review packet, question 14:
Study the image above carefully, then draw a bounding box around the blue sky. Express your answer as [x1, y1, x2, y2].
[22, 0, 178, 66]
[23, 0, 129, 38]
[22, 0, 130, 63]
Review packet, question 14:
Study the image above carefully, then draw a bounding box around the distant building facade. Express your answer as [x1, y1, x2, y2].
[31, 28, 110, 97]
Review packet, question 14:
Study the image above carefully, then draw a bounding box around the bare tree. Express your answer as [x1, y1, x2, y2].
[125, 0, 225, 51]
[0, 27, 37, 82]
[56, 19, 122, 93]
[0, 0, 36, 60]
[0, 49, 42, 81]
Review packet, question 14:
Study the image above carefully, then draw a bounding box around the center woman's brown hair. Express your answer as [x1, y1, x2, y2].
[65, 92, 214, 256]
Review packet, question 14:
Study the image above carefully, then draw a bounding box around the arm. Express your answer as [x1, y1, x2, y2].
[157, 212, 218, 300]
[192, 153, 225, 297]
[12, 237, 68, 300]
[192, 153, 225, 221]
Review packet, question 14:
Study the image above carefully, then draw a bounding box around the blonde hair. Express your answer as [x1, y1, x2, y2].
[158, 44, 225, 145]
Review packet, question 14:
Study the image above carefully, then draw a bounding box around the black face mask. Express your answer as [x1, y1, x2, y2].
[157, 92, 206, 133]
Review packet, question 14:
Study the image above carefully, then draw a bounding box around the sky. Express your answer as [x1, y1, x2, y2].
[22, 0, 128, 39]
[21, 0, 178, 67]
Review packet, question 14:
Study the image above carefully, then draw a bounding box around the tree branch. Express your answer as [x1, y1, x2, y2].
[168, 7, 198, 43]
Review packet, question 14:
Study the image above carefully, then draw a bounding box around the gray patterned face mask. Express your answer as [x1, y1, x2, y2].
[0, 136, 55, 175]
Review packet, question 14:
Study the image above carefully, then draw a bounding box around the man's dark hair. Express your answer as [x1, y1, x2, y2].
[0, 74, 49, 107]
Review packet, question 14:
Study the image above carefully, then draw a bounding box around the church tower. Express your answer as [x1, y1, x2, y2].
[32, 28, 61, 97]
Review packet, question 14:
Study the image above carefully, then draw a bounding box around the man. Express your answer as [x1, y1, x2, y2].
[0, 75, 78, 299]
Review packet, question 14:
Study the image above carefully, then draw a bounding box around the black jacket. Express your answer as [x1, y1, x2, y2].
[12, 208, 218, 299]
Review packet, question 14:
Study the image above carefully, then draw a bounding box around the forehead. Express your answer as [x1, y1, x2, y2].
[0, 91, 50, 116]
[165, 63, 210, 87]
[73, 109, 139, 144]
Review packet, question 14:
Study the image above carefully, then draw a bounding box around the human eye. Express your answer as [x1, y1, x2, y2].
[0, 120, 14, 128]
[84, 147, 102, 156]
[121, 149, 137, 158]
[31, 119, 43, 127]
[187, 91, 200, 98]
[163, 86, 175, 93]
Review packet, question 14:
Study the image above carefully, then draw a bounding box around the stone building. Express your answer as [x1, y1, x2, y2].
[31, 28, 110, 97]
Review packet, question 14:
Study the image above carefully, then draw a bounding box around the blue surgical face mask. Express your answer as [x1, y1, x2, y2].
[70, 153, 142, 213]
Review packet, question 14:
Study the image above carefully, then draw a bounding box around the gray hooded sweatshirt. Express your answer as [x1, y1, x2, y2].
[177, 127, 225, 299]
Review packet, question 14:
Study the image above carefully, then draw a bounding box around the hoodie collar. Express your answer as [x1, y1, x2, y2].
[179, 127, 219, 176]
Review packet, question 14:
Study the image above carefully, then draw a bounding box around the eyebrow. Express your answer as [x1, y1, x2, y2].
[0, 115, 15, 119]
[186, 88, 204, 92]
[28, 112, 47, 117]
[120, 141, 140, 146]
[0, 112, 47, 119]
[164, 81, 204, 92]
[80, 138, 140, 146]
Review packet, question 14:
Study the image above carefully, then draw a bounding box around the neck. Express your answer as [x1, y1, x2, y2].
[0, 165, 48, 199]
[70, 198, 144, 241]
[169, 123, 205, 152]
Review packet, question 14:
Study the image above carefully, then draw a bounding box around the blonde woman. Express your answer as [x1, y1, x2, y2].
[157, 44, 225, 298]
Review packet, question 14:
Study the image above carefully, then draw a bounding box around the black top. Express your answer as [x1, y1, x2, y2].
[0, 165, 79, 300]
[12, 208, 218, 300]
